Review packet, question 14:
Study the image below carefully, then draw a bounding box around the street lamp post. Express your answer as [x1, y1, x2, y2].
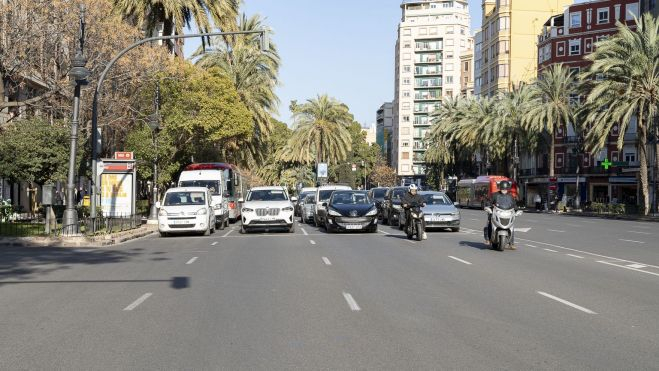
[147, 83, 161, 223]
[62, 5, 90, 235]
[90, 29, 268, 225]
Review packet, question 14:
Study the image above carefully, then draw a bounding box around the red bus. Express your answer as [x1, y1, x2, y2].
[456, 175, 518, 209]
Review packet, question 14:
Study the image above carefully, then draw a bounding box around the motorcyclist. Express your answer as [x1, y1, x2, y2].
[485, 180, 516, 249]
[401, 184, 427, 240]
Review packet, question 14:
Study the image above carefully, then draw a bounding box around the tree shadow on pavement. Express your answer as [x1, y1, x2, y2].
[0, 246, 139, 281]
[0, 276, 190, 289]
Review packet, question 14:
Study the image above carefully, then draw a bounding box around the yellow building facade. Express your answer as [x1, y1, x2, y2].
[479, 0, 573, 96]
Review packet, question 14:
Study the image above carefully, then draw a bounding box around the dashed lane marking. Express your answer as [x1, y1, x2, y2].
[222, 230, 232, 237]
[378, 230, 391, 235]
[301, 228, 308, 236]
[525, 244, 538, 248]
[627, 231, 652, 235]
[211, 241, 218, 246]
[627, 263, 648, 269]
[186, 257, 198, 265]
[537, 291, 597, 314]
[310, 240, 316, 245]
[123, 293, 153, 311]
[449, 256, 472, 265]
[619, 239, 646, 244]
[547, 229, 566, 233]
[322, 257, 332, 266]
[566, 254, 585, 259]
[342, 292, 361, 311]
[544, 248, 558, 253]
[598, 261, 659, 278]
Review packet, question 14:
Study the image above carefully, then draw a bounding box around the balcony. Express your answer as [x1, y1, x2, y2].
[415, 81, 442, 88]
[415, 69, 442, 76]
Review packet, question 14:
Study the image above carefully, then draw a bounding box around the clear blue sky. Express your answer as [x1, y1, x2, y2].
[184, 1, 484, 127]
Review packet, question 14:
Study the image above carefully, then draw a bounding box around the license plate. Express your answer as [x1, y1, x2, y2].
[430, 216, 448, 222]
[345, 224, 362, 230]
[170, 219, 192, 225]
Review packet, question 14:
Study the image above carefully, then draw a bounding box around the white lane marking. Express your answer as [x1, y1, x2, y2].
[301, 228, 308, 236]
[598, 261, 659, 278]
[516, 227, 532, 232]
[537, 291, 597, 314]
[470, 218, 479, 221]
[525, 244, 538, 248]
[628, 231, 651, 235]
[123, 293, 153, 311]
[580, 220, 596, 224]
[544, 248, 558, 253]
[222, 230, 232, 237]
[342, 292, 361, 311]
[211, 241, 218, 246]
[627, 263, 647, 269]
[566, 254, 585, 259]
[309, 240, 316, 245]
[634, 225, 652, 229]
[449, 256, 472, 265]
[619, 239, 646, 244]
[378, 229, 391, 235]
[322, 257, 332, 266]
[516, 238, 659, 270]
[186, 257, 198, 265]
[547, 229, 566, 233]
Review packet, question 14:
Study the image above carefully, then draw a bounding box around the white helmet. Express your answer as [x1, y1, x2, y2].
[408, 184, 418, 192]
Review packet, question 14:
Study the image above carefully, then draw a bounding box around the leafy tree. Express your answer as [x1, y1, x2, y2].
[369, 163, 398, 187]
[113, 0, 239, 37]
[0, 118, 78, 185]
[124, 124, 179, 189]
[581, 14, 659, 215]
[282, 95, 354, 165]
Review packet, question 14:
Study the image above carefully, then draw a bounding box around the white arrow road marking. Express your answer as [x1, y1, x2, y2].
[342, 292, 361, 311]
[123, 293, 153, 311]
[516, 227, 532, 233]
[537, 291, 597, 314]
[627, 263, 647, 269]
[309, 240, 316, 245]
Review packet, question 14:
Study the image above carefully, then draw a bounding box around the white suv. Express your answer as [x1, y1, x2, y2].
[240, 186, 296, 233]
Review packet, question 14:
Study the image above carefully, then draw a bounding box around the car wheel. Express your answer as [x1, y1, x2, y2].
[203, 224, 211, 236]
[325, 220, 333, 233]
[159, 232, 168, 237]
[370, 224, 378, 233]
[240, 224, 248, 234]
[288, 224, 295, 233]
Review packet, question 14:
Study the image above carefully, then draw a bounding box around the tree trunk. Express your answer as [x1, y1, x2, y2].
[638, 114, 650, 215]
[654, 123, 659, 214]
[549, 132, 555, 177]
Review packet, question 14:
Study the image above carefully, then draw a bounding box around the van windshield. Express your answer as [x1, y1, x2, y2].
[164, 192, 206, 206]
[179, 180, 221, 195]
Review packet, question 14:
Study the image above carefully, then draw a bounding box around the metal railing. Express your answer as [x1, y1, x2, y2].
[1, 213, 144, 238]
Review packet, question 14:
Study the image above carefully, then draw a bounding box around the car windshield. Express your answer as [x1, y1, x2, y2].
[298, 192, 312, 201]
[304, 195, 316, 203]
[330, 191, 370, 205]
[371, 189, 387, 199]
[423, 193, 452, 205]
[319, 190, 337, 202]
[247, 189, 288, 201]
[163, 191, 206, 206]
[178, 180, 220, 195]
[392, 189, 406, 201]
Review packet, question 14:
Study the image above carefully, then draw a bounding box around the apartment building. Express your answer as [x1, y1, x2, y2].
[392, 0, 471, 184]
[524, 0, 643, 207]
[478, 0, 572, 97]
[460, 37, 475, 97]
[640, 0, 659, 16]
[376, 102, 394, 165]
[473, 30, 483, 96]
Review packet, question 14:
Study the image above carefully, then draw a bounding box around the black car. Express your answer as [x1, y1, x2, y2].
[368, 187, 389, 220]
[382, 187, 408, 226]
[323, 191, 378, 233]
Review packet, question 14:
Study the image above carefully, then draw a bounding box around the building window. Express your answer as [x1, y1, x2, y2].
[463, 61, 469, 72]
[402, 152, 410, 160]
[403, 90, 411, 97]
[403, 78, 411, 85]
[499, 16, 510, 30]
[403, 115, 410, 122]
[404, 65, 411, 72]
[598, 8, 609, 24]
[557, 41, 565, 57]
[569, 39, 581, 56]
[569, 67, 580, 77]
[404, 42, 411, 48]
[445, 76, 453, 84]
[402, 102, 410, 110]
[499, 40, 510, 54]
[626, 3, 639, 21]
[402, 141, 409, 147]
[446, 26, 454, 34]
[429, 27, 438, 35]
[402, 164, 410, 172]
[445, 90, 453, 97]
[446, 39, 454, 47]
[625, 152, 636, 163]
[498, 64, 509, 78]
[570, 12, 581, 28]
[403, 28, 411, 36]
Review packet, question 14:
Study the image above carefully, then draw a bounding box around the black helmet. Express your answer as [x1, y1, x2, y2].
[499, 180, 512, 190]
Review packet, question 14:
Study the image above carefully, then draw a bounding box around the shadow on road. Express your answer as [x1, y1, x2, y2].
[459, 240, 490, 250]
[0, 276, 190, 289]
[0, 246, 139, 281]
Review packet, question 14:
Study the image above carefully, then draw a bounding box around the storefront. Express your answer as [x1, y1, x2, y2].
[609, 176, 638, 204]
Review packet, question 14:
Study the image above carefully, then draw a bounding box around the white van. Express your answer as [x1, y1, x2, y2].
[178, 168, 230, 230]
[315, 185, 351, 226]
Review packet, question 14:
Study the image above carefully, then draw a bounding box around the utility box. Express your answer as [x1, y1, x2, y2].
[42, 184, 54, 205]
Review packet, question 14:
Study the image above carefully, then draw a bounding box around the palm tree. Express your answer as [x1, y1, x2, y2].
[113, 0, 240, 38]
[282, 95, 354, 165]
[194, 14, 280, 166]
[524, 64, 576, 178]
[581, 14, 659, 215]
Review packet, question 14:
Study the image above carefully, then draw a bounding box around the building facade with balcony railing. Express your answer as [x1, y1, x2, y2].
[519, 0, 649, 208]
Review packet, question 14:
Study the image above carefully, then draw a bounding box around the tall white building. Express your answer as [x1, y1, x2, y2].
[392, 0, 471, 184]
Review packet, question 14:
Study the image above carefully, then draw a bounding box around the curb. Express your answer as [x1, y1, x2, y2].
[0, 227, 157, 248]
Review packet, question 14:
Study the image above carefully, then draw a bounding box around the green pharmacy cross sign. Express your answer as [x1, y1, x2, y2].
[601, 158, 612, 170]
[601, 159, 629, 170]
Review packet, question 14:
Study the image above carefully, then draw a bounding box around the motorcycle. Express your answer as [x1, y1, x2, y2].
[484, 205, 523, 251]
[403, 202, 425, 241]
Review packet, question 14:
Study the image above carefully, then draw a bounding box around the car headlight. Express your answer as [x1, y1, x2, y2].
[242, 208, 254, 213]
[328, 209, 342, 217]
[365, 208, 378, 216]
[283, 206, 294, 212]
[452, 211, 460, 216]
[197, 208, 208, 215]
[158, 209, 168, 216]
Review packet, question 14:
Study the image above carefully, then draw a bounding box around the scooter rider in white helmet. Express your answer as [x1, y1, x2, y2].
[401, 184, 427, 240]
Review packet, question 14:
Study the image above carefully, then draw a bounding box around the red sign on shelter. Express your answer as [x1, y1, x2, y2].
[114, 152, 134, 160]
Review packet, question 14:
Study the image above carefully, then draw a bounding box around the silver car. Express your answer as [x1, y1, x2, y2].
[419, 191, 460, 232]
[300, 194, 316, 225]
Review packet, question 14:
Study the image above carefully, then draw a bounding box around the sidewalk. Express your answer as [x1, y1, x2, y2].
[522, 208, 659, 222]
[0, 225, 157, 248]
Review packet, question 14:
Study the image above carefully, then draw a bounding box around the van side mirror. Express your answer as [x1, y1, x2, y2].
[238, 198, 244, 203]
[155, 201, 161, 209]
[322, 202, 328, 207]
[291, 197, 298, 202]
[454, 202, 459, 206]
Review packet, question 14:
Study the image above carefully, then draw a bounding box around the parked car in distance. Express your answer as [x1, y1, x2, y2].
[324, 190, 378, 233]
[300, 194, 316, 224]
[295, 189, 316, 217]
[420, 191, 460, 232]
[368, 187, 389, 220]
[240, 186, 296, 233]
[315, 185, 352, 226]
[157, 187, 215, 237]
[382, 186, 408, 226]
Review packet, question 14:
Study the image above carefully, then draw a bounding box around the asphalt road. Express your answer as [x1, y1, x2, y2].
[1, 209, 658, 370]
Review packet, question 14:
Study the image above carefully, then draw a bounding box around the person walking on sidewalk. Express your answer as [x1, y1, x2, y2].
[534, 193, 541, 211]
